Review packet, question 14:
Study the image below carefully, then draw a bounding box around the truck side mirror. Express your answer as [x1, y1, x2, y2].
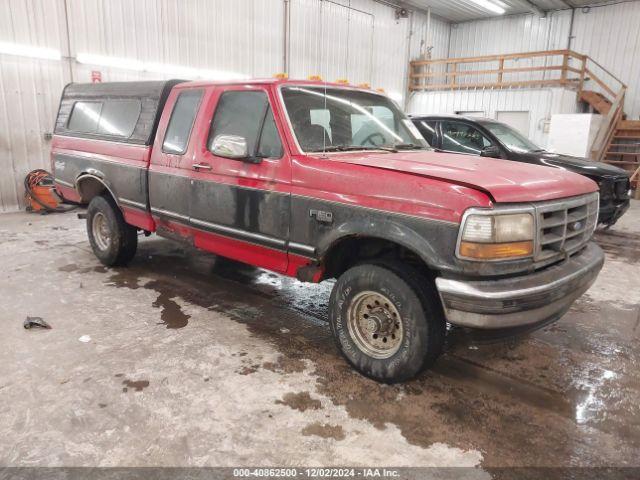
[480, 145, 501, 158]
[211, 135, 250, 160]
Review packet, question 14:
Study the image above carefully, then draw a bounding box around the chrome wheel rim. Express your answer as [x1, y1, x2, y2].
[92, 212, 111, 251]
[346, 291, 404, 359]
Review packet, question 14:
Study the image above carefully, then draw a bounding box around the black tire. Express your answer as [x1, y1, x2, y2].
[86, 195, 138, 267]
[329, 262, 445, 383]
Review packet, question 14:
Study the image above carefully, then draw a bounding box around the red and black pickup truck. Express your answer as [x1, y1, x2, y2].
[52, 79, 604, 382]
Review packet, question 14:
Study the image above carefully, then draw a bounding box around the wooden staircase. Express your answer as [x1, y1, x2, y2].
[579, 90, 612, 115]
[581, 91, 640, 190]
[605, 120, 640, 184]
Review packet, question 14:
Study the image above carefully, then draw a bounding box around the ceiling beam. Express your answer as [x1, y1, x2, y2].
[511, 0, 547, 17]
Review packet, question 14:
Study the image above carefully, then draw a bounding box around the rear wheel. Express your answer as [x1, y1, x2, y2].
[329, 262, 445, 383]
[86, 195, 138, 266]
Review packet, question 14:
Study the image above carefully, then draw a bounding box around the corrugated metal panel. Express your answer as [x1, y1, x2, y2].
[289, 0, 410, 98]
[67, 0, 284, 81]
[0, 0, 69, 213]
[407, 87, 579, 148]
[289, 0, 374, 85]
[448, 10, 571, 57]
[571, 2, 640, 119]
[404, 0, 624, 22]
[410, 11, 450, 60]
[404, 0, 533, 23]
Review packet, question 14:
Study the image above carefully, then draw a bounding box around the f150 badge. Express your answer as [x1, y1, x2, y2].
[310, 209, 333, 224]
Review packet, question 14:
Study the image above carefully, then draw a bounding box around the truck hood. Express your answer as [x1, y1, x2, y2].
[518, 151, 630, 178]
[324, 150, 598, 203]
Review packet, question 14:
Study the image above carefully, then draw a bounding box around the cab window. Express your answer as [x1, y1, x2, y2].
[163, 89, 204, 154]
[441, 121, 493, 155]
[209, 90, 283, 159]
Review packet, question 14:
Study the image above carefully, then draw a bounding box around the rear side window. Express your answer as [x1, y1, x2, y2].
[209, 90, 283, 159]
[162, 90, 204, 154]
[98, 100, 141, 137]
[67, 102, 102, 133]
[67, 100, 141, 138]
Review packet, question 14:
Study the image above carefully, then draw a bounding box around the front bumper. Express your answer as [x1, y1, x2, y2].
[598, 199, 630, 226]
[435, 242, 604, 329]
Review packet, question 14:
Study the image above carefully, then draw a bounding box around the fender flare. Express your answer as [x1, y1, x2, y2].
[316, 215, 456, 272]
[75, 172, 122, 211]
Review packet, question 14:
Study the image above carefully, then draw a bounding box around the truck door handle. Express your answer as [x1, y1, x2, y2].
[192, 163, 212, 171]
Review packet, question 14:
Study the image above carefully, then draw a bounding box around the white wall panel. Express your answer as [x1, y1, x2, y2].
[571, 2, 640, 119]
[67, 0, 284, 82]
[0, 0, 69, 212]
[289, 0, 410, 100]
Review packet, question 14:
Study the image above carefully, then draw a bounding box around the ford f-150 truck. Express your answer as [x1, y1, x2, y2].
[51, 79, 604, 383]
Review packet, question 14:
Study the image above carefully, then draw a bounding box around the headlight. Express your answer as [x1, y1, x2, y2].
[458, 212, 534, 260]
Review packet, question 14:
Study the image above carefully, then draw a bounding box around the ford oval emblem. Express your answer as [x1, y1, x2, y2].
[571, 221, 583, 231]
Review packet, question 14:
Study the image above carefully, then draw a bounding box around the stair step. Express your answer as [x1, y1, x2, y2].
[609, 143, 640, 147]
[579, 90, 612, 115]
[618, 120, 640, 130]
[614, 135, 640, 140]
[606, 151, 640, 156]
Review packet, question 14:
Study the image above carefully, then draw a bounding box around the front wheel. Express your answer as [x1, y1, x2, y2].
[86, 195, 138, 266]
[329, 262, 445, 383]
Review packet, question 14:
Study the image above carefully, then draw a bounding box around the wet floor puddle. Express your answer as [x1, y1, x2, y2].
[57, 236, 640, 466]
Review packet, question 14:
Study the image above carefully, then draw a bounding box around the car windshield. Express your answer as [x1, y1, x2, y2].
[481, 121, 542, 153]
[281, 86, 428, 153]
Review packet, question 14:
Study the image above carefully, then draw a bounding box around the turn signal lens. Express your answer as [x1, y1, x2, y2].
[459, 241, 533, 260]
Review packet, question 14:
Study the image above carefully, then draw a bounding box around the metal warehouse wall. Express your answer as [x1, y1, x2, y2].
[409, 2, 640, 136]
[0, 0, 420, 213]
[0, 0, 70, 213]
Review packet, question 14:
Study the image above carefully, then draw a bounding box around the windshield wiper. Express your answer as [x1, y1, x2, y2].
[312, 145, 396, 153]
[391, 143, 425, 150]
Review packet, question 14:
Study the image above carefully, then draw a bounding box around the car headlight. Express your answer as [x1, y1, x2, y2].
[458, 212, 534, 260]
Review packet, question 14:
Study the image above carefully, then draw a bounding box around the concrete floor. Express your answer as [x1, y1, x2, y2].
[0, 202, 639, 470]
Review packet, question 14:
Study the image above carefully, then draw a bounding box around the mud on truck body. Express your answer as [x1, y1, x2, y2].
[52, 79, 604, 383]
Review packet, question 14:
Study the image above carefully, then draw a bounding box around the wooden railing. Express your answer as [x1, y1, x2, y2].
[409, 49, 627, 162]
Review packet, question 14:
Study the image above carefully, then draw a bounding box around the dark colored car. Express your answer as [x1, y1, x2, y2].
[411, 114, 631, 226]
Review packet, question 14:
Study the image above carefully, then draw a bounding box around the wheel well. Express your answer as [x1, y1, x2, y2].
[321, 236, 435, 281]
[76, 175, 115, 205]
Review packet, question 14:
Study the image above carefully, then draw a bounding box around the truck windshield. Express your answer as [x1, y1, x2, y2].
[281, 86, 427, 153]
[481, 121, 543, 153]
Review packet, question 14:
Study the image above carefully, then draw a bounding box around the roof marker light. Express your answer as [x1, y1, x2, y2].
[308, 75, 323, 81]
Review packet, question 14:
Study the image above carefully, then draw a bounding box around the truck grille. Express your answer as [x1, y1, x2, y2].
[535, 193, 599, 263]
